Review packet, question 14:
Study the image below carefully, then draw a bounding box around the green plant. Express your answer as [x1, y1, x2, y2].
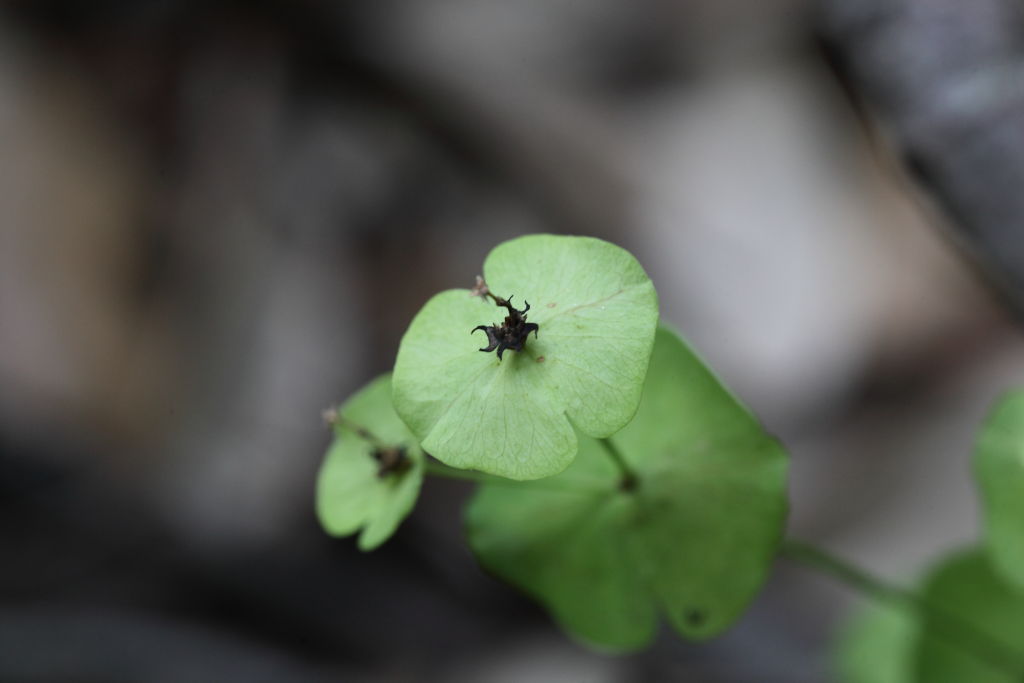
[836, 390, 1024, 682]
[391, 234, 658, 480]
[315, 234, 1024, 677]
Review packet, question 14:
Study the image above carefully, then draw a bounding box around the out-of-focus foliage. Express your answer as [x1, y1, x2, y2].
[974, 390, 1024, 591]
[836, 549, 1024, 683]
[835, 602, 916, 683]
[915, 549, 1024, 682]
[316, 374, 424, 550]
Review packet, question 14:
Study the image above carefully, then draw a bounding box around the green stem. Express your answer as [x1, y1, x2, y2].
[598, 438, 638, 492]
[331, 415, 387, 448]
[781, 539, 1024, 677]
[780, 539, 902, 603]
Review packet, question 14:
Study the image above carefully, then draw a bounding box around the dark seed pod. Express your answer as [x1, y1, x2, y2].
[471, 296, 539, 360]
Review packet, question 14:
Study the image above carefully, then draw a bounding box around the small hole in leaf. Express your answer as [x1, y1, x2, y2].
[684, 609, 706, 627]
[536, 356, 545, 363]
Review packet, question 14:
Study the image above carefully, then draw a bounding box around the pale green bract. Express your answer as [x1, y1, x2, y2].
[316, 374, 424, 551]
[465, 326, 789, 650]
[392, 234, 658, 480]
[974, 390, 1024, 591]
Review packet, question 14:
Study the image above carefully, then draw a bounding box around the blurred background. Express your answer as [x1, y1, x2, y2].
[2, 0, 1024, 680]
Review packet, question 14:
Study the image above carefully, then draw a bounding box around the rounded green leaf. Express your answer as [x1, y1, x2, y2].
[915, 548, 1024, 682]
[465, 325, 789, 650]
[393, 234, 658, 480]
[974, 390, 1024, 591]
[611, 324, 789, 640]
[466, 437, 658, 651]
[316, 374, 424, 551]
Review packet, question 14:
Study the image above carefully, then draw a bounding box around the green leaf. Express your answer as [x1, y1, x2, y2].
[831, 549, 1024, 683]
[974, 390, 1024, 591]
[835, 602, 916, 683]
[914, 548, 1024, 682]
[465, 326, 789, 650]
[316, 374, 424, 551]
[466, 437, 658, 650]
[392, 234, 658, 480]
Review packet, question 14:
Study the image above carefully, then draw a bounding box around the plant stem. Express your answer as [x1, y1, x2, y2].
[598, 438, 638, 492]
[781, 539, 1024, 677]
[780, 539, 902, 603]
[329, 414, 387, 448]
